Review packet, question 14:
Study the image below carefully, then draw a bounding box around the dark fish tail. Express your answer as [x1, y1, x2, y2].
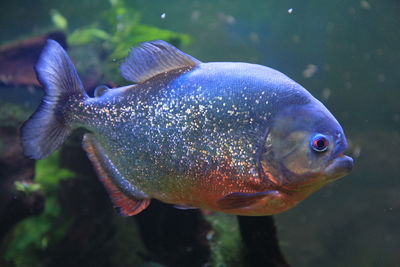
[21, 40, 88, 159]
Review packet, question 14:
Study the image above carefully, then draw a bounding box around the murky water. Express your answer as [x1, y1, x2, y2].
[1, 0, 399, 266]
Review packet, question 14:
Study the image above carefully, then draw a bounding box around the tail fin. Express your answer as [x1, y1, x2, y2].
[21, 40, 88, 159]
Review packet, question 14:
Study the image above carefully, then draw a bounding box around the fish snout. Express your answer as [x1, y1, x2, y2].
[324, 155, 353, 181]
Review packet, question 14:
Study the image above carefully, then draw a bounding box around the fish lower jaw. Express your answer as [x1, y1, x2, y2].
[324, 154, 353, 181]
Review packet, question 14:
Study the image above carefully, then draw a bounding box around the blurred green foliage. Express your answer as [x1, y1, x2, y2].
[206, 213, 244, 267]
[50, 9, 68, 30]
[68, 27, 111, 45]
[0, 100, 30, 127]
[5, 151, 75, 267]
[14, 181, 41, 195]
[65, 0, 191, 83]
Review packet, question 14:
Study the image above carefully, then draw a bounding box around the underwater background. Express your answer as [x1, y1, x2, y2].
[0, 0, 399, 266]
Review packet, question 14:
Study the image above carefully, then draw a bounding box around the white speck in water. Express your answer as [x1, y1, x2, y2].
[225, 15, 235, 24]
[348, 7, 356, 15]
[218, 13, 235, 25]
[302, 64, 318, 78]
[191, 10, 201, 21]
[345, 81, 352, 89]
[378, 74, 386, 82]
[208, 22, 217, 30]
[363, 53, 371, 61]
[321, 88, 331, 101]
[112, 58, 116, 62]
[288, 8, 293, 14]
[360, 0, 371, 10]
[353, 145, 362, 158]
[326, 22, 335, 32]
[117, 24, 124, 31]
[292, 34, 300, 43]
[161, 13, 166, 19]
[249, 32, 260, 44]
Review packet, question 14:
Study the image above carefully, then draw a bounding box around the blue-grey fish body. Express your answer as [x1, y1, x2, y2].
[22, 40, 353, 216]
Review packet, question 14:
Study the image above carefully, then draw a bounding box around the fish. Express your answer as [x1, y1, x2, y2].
[21, 40, 353, 216]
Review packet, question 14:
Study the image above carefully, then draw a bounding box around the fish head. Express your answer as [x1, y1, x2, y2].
[259, 102, 353, 190]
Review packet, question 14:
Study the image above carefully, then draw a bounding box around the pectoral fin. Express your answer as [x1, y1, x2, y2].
[82, 134, 150, 216]
[216, 191, 278, 210]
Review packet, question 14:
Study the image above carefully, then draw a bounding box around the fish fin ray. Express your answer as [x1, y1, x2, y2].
[21, 39, 87, 159]
[82, 134, 150, 216]
[173, 204, 198, 210]
[120, 40, 201, 83]
[216, 191, 278, 210]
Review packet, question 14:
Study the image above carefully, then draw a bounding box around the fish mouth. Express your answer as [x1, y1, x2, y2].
[324, 154, 353, 181]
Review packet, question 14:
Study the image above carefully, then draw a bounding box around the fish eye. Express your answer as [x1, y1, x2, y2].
[311, 134, 329, 152]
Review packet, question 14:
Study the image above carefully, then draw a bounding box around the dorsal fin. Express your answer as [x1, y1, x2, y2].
[119, 40, 201, 84]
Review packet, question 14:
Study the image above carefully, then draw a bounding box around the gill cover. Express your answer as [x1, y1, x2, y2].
[260, 103, 348, 185]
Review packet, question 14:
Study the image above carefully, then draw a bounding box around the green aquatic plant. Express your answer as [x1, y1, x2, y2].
[104, 0, 191, 58]
[0, 100, 30, 127]
[65, 0, 191, 83]
[50, 9, 68, 30]
[5, 151, 75, 267]
[68, 26, 111, 45]
[205, 213, 244, 267]
[14, 181, 41, 195]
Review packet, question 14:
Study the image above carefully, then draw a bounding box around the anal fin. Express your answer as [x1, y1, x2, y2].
[82, 134, 150, 216]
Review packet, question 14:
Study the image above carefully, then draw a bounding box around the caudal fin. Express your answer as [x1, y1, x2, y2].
[21, 40, 88, 159]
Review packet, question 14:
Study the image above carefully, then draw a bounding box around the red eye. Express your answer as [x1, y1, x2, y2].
[311, 134, 328, 152]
